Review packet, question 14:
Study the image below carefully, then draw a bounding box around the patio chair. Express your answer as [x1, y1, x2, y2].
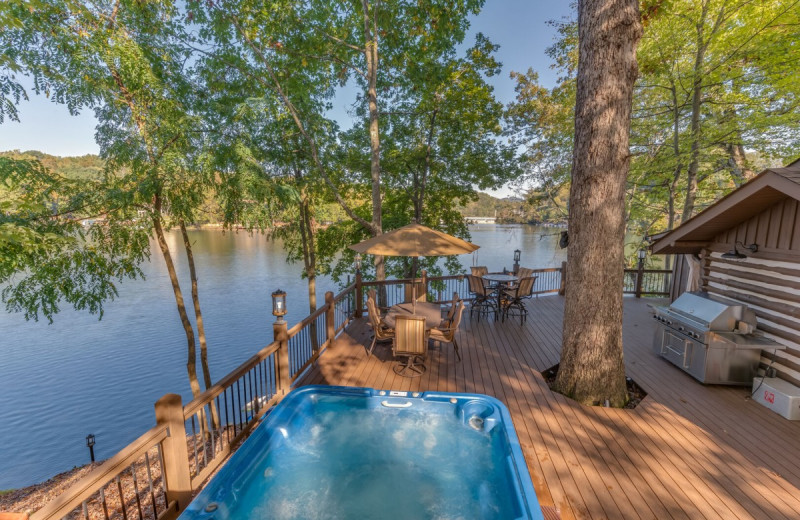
[468, 274, 496, 321]
[392, 315, 430, 377]
[501, 276, 537, 324]
[440, 291, 461, 328]
[430, 301, 464, 361]
[470, 265, 489, 277]
[516, 267, 534, 280]
[366, 296, 394, 357]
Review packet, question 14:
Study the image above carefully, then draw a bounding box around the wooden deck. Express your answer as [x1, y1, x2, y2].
[298, 296, 800, 520]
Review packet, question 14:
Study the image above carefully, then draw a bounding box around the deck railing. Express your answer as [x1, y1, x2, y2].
[623, 268, 672, 297]
[27, 266, 671, 520]
[356, 267, 567, 315]
[30, 424, 175, 520]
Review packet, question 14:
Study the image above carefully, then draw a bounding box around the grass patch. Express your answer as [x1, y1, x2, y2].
[0, 489, 15, 496]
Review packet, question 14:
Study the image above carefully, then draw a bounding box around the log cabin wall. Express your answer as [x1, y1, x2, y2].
[669, 254, 690, 302]
[701, 197, 800, 387]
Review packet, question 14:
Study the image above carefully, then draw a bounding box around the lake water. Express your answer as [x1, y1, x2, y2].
[0, 224, 566, 489]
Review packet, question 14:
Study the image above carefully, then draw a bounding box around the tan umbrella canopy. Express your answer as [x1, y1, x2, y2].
[349, 223, 479, 257]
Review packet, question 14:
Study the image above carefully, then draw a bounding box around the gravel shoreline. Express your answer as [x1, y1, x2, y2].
[0, 463, 101, 516]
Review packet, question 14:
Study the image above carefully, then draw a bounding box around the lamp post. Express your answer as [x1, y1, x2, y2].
[86, 433, 96, 462]
[513, 249, 521, 275]
[354, 254, 364, 318]
[635, 248, 647, 298]
[272, 289, 287, 324]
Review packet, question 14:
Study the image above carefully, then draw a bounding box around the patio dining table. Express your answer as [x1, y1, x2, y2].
[482, 273, 518, 318]
[382, 302, 443, 329]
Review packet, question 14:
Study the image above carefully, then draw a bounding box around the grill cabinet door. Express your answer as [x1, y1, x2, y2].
[661, 329, 693, 369]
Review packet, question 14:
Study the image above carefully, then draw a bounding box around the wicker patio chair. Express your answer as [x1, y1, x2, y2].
[430, 301, 464, 361]
[468, 274, 495, 321]
[392, 315, 429, 377]
[501, 276, 537, 324]
[366, 296, 393, 357]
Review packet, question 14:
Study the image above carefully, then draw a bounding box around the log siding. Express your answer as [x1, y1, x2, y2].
[700, 199, 800, 387]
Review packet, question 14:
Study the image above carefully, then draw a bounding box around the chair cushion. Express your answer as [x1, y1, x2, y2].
[429, 328, 448, 340]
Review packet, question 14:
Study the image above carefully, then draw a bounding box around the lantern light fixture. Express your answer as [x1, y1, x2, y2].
[272, 289, 287, 323]
[721, 242, 758, 259]
[86, 433, 96, 462]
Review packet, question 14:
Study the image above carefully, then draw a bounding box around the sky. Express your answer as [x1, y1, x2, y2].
[0, 0, 574, 176]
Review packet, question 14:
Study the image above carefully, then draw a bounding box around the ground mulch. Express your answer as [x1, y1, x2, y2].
[542, 363, 648, 409]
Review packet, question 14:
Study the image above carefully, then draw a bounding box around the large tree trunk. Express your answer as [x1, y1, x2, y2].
[553, 0, 641, 407]
[153, 194, 202, 398]
[361, 0, 384, 281]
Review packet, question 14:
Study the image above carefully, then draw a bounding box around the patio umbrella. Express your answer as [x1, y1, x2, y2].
[350, 223, 479, 311]
[349, 223, 479, 256]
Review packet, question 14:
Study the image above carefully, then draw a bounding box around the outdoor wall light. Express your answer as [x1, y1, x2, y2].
[721, 242, 758, 259]
[354, 253, 362, 272]
[272, 289, 287, 323]
[513, 249, 521, 263]
[86, 433, 96, 462]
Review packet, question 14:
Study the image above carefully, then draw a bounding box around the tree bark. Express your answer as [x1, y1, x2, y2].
[681, 0, 725, 223]
[553, 0, 641, 407]
[295, 166, 319, 351]
[153, 195, 202, 398]
[179, 221, 212, 391]
[727, 141, 754, 186]
[361, 0, 384, 281]
[665, 80, 682, 272]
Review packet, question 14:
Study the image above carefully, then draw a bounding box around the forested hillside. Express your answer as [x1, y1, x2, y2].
[0, 150, 104, 180]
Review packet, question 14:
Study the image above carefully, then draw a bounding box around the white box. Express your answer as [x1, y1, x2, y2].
[752, 377, 800, 420]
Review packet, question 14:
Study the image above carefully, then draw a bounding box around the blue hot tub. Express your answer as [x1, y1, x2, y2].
[179, 385, 543, 520]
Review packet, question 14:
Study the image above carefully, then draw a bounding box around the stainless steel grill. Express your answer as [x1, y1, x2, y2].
[652, 291, 783, 385]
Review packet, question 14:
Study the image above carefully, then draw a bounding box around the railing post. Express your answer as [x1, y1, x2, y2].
[559, 261, 567, 296]
[420, 269, 428, 302]
[273, 320, 290, 395]
[355, 270, 363, 318]
[324, 291, 335, 349]
[635, 260, 645, 298]
[154, 394, 192, 514]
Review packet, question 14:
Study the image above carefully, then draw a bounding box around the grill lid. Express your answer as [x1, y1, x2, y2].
[668, 291, 747, 331]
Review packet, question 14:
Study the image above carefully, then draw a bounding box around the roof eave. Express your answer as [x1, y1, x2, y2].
[651, 169, 800, 255]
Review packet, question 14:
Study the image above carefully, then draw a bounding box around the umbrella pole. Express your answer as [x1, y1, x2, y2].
[412, 257, 419, 313]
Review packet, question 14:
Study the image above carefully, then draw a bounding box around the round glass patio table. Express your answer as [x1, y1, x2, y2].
[383, 302, 443, 329]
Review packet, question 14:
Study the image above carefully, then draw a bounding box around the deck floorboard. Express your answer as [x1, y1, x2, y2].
[298, 296, 800, 519]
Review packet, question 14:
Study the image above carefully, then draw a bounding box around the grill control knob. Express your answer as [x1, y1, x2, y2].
[678, 326, 684, 331]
